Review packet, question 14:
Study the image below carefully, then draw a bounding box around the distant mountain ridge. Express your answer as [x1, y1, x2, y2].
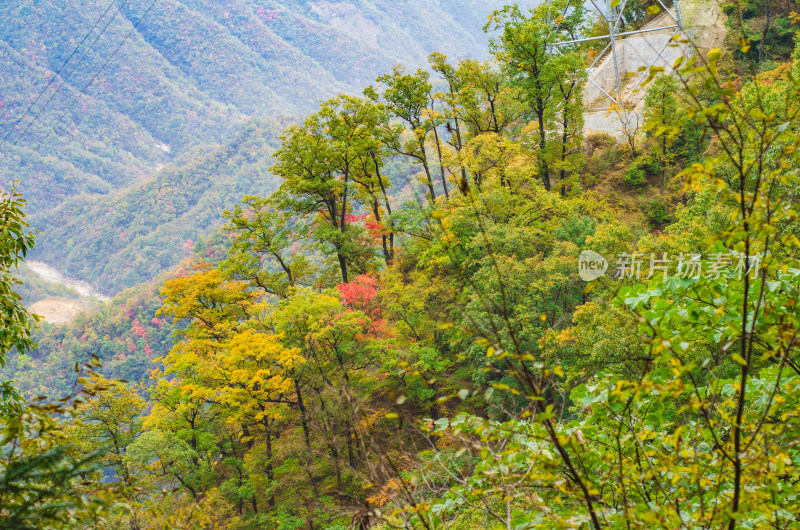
[0, 0, 527, 210]
[0, 0, 534, 292]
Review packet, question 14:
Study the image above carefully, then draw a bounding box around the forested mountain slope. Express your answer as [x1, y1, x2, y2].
[4, 0, 800, 527]
[0, 0, 526, 212]
[1, 0, 531, 293]
[29, 119, 285, 293]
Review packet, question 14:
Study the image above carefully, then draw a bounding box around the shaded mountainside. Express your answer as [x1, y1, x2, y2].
[29, 119, 284, 294]
[0, 0, 527, 212]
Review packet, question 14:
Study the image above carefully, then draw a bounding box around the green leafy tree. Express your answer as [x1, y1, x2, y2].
[486, 1, 586, 190]
[272, 96, 385, 283]
[0, 189, 36, 416]
[644, 74, 682, 192]
[222, 194, 313, 299]
[373, 67, 447, 201]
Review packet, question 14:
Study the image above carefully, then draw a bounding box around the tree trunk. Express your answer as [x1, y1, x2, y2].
[372, 200, 391, 264]
[560, 113, 569, 197]
[419, 144, 437, 203]
[265, 422, 276, 509]
[337, 252, 348, 284]
[432, 127, 450, 199]
[295, 378, 312, 451]
[374, 158, 395, 260]
[536, 100, 550, 190]
[329, 443, 343, 491]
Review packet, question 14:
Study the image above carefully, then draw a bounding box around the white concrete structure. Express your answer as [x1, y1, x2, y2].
[584, 14, 690, 110]
[575, 0, 726, 137]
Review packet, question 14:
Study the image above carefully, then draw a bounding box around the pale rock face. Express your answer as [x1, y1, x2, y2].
[29, 299, 88, 325]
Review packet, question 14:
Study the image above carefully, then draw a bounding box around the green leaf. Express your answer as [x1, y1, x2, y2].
[731, 354, 748, 366]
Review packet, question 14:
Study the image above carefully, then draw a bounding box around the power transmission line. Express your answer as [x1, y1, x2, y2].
[6, 0, 160, 182]
[0, 0, 119, 154]
[0, 0, 132, 166]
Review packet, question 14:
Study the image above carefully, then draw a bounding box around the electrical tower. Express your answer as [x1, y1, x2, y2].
[553, 0, 689, 109]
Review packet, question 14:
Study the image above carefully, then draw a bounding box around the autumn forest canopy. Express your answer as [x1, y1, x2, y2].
[2, 0, 800, 528]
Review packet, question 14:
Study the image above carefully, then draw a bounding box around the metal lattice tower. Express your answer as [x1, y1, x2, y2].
[552, 0, 688, 109]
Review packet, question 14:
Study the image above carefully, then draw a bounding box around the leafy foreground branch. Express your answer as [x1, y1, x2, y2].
[0, 190, 130, 528]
